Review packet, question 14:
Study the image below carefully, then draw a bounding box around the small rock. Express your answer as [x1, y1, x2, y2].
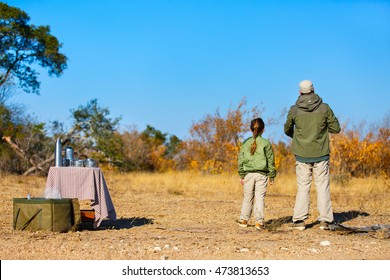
[153, 246, 162, 252]
[160, 255, 168, 260]
[164, 244, 170, 249]
[240, 248, 249, 252]
[309, 248, 318, 253]
[320, 240, 331, 246]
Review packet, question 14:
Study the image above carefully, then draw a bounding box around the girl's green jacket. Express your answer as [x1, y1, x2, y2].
[238, 136, 276, 179]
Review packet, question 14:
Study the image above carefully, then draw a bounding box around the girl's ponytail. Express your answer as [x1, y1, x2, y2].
[250, 118, 265, 155]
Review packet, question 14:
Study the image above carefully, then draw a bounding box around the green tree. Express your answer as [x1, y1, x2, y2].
[141, 125, 182, 159]
[118, 125, 182, 172]
[0, 99, 122, 175]
[56, 99, 123, 165]
[141, 125, 167, 147]
[165, 134, 181, 159]
[0, 2, 67, 94]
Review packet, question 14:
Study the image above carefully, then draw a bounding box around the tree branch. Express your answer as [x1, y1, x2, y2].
[2, 135, 51, 175]
[2, 136, 26, 159]
[23, 155, 54, 176]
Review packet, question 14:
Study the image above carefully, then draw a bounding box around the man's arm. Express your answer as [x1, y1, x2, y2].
[284, 107, 295, 138]
[327, 106, 341, 134]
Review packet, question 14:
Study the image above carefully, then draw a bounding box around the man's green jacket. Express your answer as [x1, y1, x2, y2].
[284, 93, 341, 159]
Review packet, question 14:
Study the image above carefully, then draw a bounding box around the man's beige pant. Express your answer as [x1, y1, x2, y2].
[240, 173, 268, 223]
[293, 160, 334, 223]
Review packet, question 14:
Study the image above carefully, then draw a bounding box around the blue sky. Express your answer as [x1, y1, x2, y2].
[5, 0, 390, 141]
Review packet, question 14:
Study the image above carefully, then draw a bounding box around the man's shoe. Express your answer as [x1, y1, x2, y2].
[238, 220, 248, 228]
[291, 220, 306, 231]
[255, 222, 265, 230]
[319, 221, 332, 230]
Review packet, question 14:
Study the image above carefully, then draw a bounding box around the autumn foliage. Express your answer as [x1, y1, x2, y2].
[330, 125, 390, 177]
[1, 97, 389, 178]
[178, 99, 260, 174]
[172, 102, 390, 178]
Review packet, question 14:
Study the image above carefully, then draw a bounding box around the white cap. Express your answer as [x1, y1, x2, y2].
[299, 80, 314, 94]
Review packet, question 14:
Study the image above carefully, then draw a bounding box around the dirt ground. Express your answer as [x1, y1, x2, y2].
[1, 174, 390, 260]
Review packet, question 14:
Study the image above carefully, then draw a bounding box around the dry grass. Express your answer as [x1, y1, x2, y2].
[105, 170, 390, 195]
[2, 170, 389, 219]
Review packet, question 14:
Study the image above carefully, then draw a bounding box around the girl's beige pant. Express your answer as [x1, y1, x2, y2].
[239, 173, 268, 223]
[292, 160, 334, 223]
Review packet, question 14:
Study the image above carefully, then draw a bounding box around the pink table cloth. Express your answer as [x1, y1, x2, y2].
[45, 167, 116, 228]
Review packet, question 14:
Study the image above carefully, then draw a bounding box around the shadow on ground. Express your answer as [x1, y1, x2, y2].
[333, 210, 369, 224]
[77, 217, 154, 231]
[265, 216, 292, 231]
[263, 210, 370, 231]
[306, 210, 369, 229]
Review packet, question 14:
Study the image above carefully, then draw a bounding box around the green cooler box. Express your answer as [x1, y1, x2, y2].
[13, 198, 81, 232]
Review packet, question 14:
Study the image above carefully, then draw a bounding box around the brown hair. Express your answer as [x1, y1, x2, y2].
[250, 118, 265, 155]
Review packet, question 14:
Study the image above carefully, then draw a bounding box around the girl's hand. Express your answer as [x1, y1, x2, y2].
[269, 178, 274, 186]
[240, 178, 244, 186]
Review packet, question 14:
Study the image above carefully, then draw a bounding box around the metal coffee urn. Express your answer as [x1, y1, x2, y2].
[64, 146, 74, 166]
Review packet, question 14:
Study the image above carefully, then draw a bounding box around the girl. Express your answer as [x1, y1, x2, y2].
[238, 118, 276, 230]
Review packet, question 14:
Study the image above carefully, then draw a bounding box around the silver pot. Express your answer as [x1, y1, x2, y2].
[84, 158, 98, 168]
[73, 160, 85, 167]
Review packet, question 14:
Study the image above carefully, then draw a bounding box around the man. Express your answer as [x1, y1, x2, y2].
[284, 80, 341, 230]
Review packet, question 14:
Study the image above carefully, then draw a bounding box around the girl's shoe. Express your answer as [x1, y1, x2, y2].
[255, 223, 265, 230]
[238, 220, 248, 227]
